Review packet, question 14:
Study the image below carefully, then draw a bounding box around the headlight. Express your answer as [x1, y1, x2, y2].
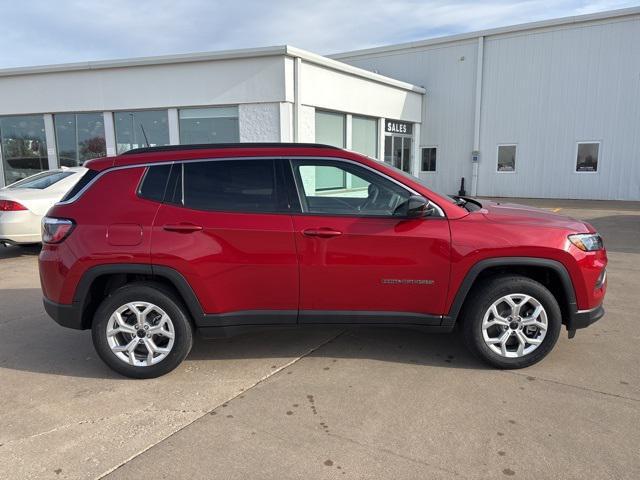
[568, 233, 603, 252]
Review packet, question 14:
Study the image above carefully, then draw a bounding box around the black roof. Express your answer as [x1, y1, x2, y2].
[121, 143, 342, 155]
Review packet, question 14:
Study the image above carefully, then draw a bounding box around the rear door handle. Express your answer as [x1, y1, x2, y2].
[163, 223, 203, 233]
[303, 228, 343, 238]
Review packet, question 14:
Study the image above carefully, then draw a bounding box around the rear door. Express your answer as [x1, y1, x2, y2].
[288, 158, 451, 324]
[150, 158, 299, 326]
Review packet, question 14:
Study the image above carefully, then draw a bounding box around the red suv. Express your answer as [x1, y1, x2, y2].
[39, 144, 607, 378]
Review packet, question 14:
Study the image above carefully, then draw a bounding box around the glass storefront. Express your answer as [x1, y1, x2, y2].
[114, 110, 170, 154]
[351, 115, 378, 158]
[314, 111, 347, 189]
[179, 106, 239, 144]
[54, 113, 106, 166]
[0, 115, 49, 185]
[315, 110, 345, 148]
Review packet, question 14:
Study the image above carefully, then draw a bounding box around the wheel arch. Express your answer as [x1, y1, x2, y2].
[444, 257, 577, 328]
[74, 264, 204, 329]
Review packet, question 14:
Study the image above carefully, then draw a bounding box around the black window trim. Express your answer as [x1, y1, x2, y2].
[287, 157, 445, 219]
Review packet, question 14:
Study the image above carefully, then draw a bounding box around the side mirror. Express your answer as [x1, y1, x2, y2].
[395, 195, 435, 218]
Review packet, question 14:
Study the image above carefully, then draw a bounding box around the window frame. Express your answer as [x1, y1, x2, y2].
[574, 141, 601, 174]
[420, 146, 437, 173]
[288, 157, 443, 219]
[496, 143, 518, 173]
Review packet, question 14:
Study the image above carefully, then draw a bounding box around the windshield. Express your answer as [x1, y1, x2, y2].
[7, 170, 74, 190]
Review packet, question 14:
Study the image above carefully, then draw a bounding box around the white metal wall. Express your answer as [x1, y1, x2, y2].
[478, 16, 640, 199]
[336, 13, 640, 200]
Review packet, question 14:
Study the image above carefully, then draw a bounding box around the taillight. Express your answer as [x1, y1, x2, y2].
[0, 200, 27, 211]
[42, 217, 75, 244]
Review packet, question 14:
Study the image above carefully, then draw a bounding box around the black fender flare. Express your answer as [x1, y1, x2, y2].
[73, 263, 205, 327]
[442, 257, 577, 327]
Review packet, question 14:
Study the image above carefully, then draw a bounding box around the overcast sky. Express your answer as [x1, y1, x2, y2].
[2, 0, 638, 68]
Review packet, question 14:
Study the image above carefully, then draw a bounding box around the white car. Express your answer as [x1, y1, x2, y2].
[0, 167, 87, 245]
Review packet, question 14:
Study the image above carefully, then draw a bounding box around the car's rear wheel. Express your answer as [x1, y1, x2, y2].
[460, 275, 562, 369]
[92, 283, 193, 379]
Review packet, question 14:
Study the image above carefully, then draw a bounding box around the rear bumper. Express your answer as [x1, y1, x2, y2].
[0, 210, 42, 244]
[568, 304, 604, 332]
[43, 297, 84, 330]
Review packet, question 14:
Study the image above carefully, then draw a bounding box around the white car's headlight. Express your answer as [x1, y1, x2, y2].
[568, 233, 604, 252]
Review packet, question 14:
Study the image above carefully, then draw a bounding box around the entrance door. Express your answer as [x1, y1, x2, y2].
[384, 135, 413, 173]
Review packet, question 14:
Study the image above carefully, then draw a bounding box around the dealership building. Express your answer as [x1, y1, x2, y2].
[0, 7, 638, 200]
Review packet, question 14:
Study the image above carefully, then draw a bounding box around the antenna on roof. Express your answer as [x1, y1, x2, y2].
[139, 124, 150, 148]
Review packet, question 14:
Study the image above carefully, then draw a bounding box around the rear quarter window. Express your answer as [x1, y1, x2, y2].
[138, 164, 172, 202]
[59, 169, 99, 202]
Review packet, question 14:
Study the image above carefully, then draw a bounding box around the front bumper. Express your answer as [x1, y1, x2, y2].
[567, 304, 604, 337]
[43, 297, 84, 330]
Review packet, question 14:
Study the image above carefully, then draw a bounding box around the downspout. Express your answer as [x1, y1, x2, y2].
[471, 36, 484, 197]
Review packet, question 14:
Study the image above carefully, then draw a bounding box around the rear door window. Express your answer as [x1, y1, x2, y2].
[182, 159, 286, 213]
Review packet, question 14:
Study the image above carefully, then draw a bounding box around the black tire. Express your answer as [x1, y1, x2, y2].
[92, 282, 193, 379]
[460, 275, 562, 369]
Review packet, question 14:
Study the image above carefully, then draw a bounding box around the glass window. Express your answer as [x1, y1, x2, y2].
[0, 115, 49, 185]
[179, 107, 239, 144]
[352, 116, 378, 158]
[497, 145, 516, 172]
[60, 169, 97, 202]
[138, 164, 172, 202]
[315, 111, 345, 148]
[7, 170, 73, 190]
[114, 110, 170, 154]
[422, 147, 437, 172]
[576, 142, 599, 172]
[54, 113, 106, 166]
[384, 136, 393, 164]
[293, 159, 410, 216]
[183, 159, 280, 213]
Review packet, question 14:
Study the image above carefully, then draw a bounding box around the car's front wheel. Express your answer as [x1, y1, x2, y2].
[92, 283, 193, 378]
[460, 275, 562, 369]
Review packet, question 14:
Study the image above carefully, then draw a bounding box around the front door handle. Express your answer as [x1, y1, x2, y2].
[303, 228, 343, 238]
[163, 223, 203, 233]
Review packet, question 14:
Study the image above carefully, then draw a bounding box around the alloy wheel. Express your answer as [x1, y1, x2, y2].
[106, 302, 175, 367]
[481, 294, 548, 358]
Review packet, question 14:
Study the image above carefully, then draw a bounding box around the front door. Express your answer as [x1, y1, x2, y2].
[288, 158, 450, 324]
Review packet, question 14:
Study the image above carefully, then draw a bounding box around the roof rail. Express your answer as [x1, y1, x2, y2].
[121, 142, 342, 155]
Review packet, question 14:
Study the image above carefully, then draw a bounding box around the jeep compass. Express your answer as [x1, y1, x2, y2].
[39, 143, 607, 378]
